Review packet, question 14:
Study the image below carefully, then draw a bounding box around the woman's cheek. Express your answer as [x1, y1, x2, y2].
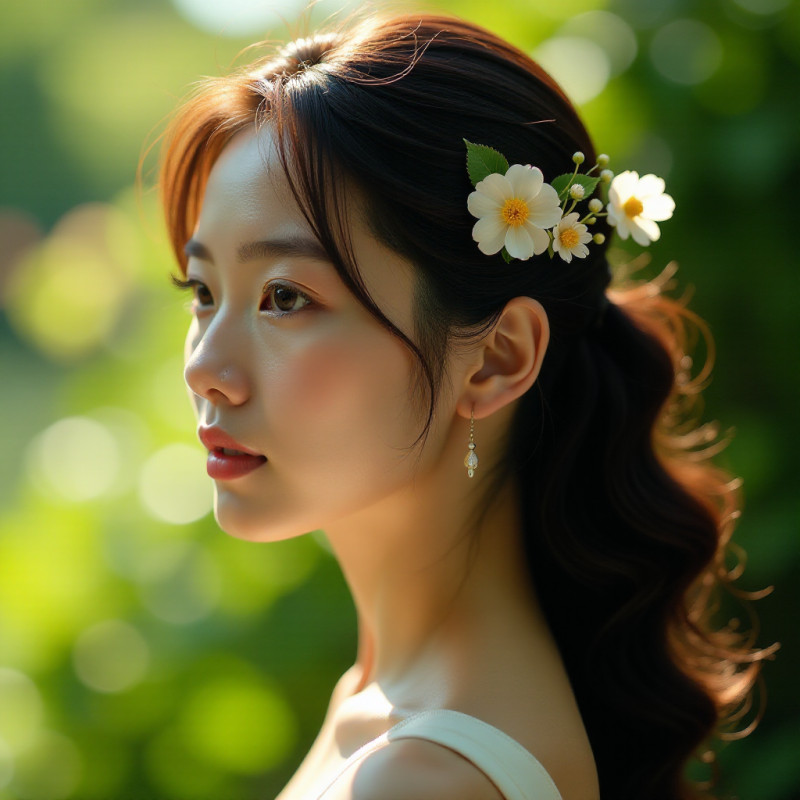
[264, 330, 414, 437]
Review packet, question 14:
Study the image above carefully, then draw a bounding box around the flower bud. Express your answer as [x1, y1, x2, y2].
[600, 169, 614, 183]
[588, 198, 603, 213]
[596, 154, 610, 167]
[569, 184, 585, 200]
[572, 151, 585, 165]
[593, 233, 606, 245]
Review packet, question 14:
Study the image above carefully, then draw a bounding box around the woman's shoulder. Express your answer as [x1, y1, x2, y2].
[322, 704, 599, 800]
[324, 735, 505, 800]
[320, 656, 598, 800]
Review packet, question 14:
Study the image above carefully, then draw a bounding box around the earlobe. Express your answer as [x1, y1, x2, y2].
[457, 296, 549, 420]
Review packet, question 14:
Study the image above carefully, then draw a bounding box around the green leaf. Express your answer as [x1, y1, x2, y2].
[551, 172, 601, 199]
[464, 139, 509, 187]
[501, 247, 513, 263]
[550, 173, 574, 197]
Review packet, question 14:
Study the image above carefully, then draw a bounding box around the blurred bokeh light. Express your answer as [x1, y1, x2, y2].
[170, 0, 305, 35]
[26, 416, 122, 502]
[72, 619, 150, 694]
[649, 19, 723, 85]
[138, 443, 212, 525]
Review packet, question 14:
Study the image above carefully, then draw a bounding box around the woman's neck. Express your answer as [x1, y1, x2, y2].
[323, 470, 547, 702]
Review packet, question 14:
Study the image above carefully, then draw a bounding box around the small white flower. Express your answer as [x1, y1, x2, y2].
[596, 153, 610, 167]
[588, 198, 603, 213]
[552, 212, 592, 263]
[607, 170, 675, 246]
[569, 183, 585, 200]
[467, 164, 562, 260]
[600, 169, 614, 183]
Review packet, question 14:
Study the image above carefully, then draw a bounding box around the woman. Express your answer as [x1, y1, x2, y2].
[158, 13, 768, 800]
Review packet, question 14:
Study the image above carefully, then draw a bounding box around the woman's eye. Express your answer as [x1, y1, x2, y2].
[260, 283, 312, 314]
[172, 276, 214, 309]
[194, 283, 214, 307]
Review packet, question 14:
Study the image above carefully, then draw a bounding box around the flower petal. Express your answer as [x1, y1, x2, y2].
[474, 173, 513, 205]
[572, 243, 590, 259]
[609, 171, 639, 205]
[528, 184, 562, 229]
[505, 225, 535, 260]
[630, 217, 660, 246]
[555, 246, 573, 263]
[636, 174, 665, 199]
[643, 193, 675, 222]
[610, 211, 631, 240]
[560, 212, 580, 228]
[506, 164, 544, 200]
[522, 222, 552, 256]
[467, 190, 501, 219]
[473, 217, 507, 254]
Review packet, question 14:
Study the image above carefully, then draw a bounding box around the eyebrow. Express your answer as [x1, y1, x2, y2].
[184, 236, 330, 264]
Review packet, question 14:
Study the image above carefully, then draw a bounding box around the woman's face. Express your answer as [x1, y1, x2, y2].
[182, 128, 435, 541]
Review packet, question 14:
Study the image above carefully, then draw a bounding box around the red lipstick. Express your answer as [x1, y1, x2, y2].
[198, 427, 267, 481]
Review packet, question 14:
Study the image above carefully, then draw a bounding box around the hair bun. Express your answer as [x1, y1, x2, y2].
[276, 33, 340, 75]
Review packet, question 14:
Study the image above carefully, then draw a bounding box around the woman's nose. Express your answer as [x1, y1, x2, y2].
[183, 319, 251, 407]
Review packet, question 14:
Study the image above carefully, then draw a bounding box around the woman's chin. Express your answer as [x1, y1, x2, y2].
[213, 495, 315, 543]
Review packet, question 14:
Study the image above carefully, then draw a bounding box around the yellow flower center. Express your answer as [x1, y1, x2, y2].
[623, 196, 644, 219]
[501, 198, 530, 227]
[559, 228, 580, 249]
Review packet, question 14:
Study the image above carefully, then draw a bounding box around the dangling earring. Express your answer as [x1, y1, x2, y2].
[464, 409, 478, 478]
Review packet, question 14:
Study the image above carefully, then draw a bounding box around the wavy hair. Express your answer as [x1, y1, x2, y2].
[157, 14, 773, 799]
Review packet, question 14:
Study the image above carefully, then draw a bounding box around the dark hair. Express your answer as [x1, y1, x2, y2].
[157, 14, 772, 799]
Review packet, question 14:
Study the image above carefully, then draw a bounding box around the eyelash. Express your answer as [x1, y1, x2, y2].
[171, 275, 313, 316]
[172, 276, 213, 308]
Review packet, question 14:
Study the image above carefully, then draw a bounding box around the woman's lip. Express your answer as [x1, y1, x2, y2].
[206, 450, 267, 481]
[198, 426, 263, 457]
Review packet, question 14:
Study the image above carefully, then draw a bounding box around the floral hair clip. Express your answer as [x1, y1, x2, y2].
[464, 139, 674, 263]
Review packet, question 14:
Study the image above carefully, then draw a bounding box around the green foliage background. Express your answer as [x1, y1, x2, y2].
[1, 0, 797, 798]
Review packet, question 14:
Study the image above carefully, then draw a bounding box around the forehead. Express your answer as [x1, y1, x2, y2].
[197, 127, 295, 238]
[195, 126, 416, 331]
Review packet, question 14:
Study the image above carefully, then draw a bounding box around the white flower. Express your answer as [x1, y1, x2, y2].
[552, 212, 592, 263]
[607, 170, 675, 246]
[569, 183, 585, 200]
[467, 164, 562, 260]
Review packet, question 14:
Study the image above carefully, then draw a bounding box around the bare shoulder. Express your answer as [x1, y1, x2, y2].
[326, 738, 504, 800]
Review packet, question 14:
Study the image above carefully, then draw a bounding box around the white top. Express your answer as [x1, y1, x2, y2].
[316, 708, 563, 800]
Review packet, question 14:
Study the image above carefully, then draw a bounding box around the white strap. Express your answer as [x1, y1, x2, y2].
[388, 709, 562, 800]
[316, 709, 562, 800]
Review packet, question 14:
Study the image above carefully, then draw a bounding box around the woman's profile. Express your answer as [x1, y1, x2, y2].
[157, 13, 771, 800]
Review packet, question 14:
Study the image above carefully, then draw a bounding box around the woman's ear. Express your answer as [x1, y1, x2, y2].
[456, 296, 549, 420]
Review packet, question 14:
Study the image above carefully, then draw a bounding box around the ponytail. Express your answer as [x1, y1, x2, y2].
[513, 266, 772, 799]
